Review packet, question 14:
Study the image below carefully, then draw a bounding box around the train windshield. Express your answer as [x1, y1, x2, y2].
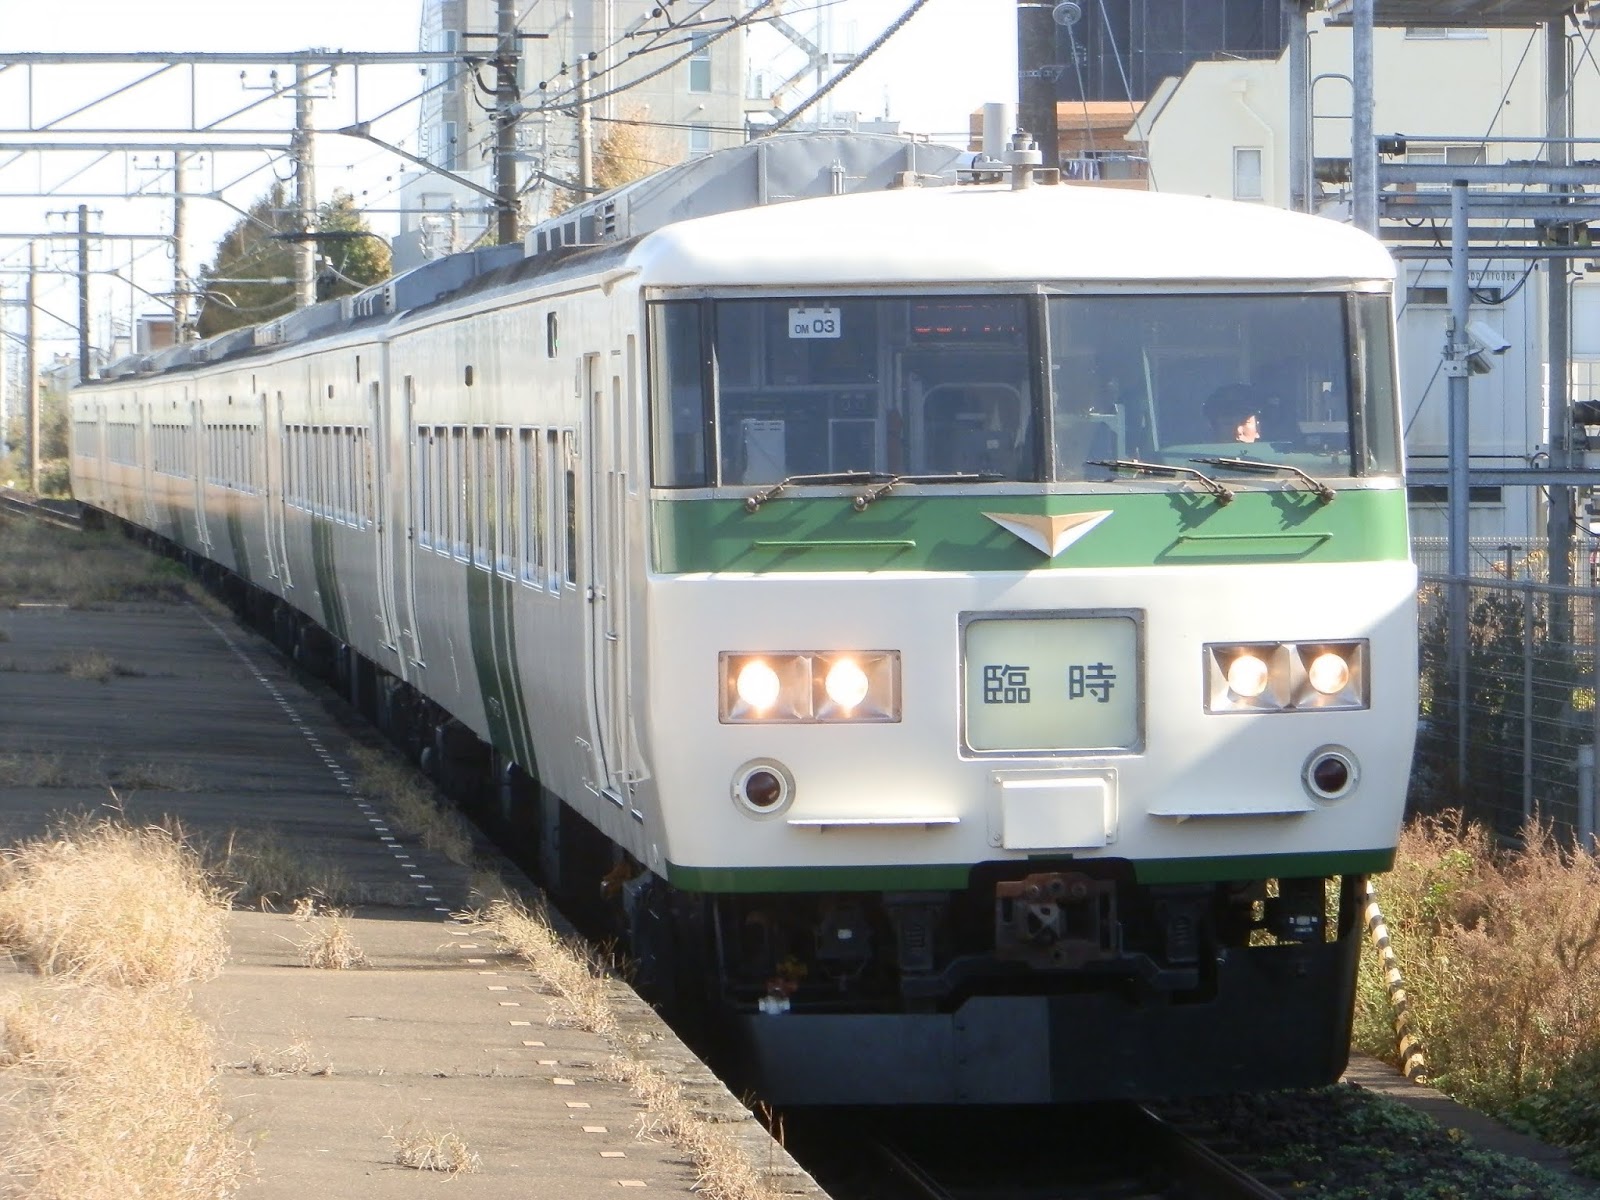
[1047, 293, 1399, 479]
[649, 292, 1399, 488]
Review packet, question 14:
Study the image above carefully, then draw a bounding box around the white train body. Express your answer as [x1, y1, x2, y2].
[73, 137, 1417, 1104]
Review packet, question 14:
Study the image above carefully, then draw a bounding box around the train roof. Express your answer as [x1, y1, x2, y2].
[628, 182, 1397, 289]
[89, 134, 1393, 386]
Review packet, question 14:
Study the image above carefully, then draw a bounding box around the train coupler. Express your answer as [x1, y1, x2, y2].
[994, 870, 1118, 969]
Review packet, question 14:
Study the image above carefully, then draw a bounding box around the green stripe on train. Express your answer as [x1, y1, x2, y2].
[465, 548, 538, 775]
[225, 496, 249, 581]
[652, 488, 1410, 574]
[309, 517, 348, 643]
[663, 847, 1397, 893]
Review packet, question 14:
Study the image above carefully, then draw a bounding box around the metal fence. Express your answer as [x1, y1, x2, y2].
[1415, 572, 1600, 845]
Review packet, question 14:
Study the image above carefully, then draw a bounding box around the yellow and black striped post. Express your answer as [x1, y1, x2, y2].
[1364, 878, 1428, 1083]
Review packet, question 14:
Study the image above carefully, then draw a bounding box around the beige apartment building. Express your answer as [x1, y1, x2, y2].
[1119, 18, 1600, 549]
[399, 0, 746, 264]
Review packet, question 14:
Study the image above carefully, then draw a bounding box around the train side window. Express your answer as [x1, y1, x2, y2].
[451, 427, 468, 560]
[442, 428, 456, 553]
[416, 427, 432, 549]
[433, 427, 448, 555]
[336, 427, 350, 524]
[472, 427, 491, 569]
[563, 430, 577, 588]
[648, 301, 709, 487]
[495, 427, 515, 577]
[519, 428, 543, 585]
[545, 430, 562, 593]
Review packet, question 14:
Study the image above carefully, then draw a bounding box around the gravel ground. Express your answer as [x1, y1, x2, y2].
[1164, 1084, 1597, 1199]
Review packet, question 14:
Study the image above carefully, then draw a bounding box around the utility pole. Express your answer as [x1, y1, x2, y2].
[494, 0, 521, 246]
[1546, 16, 1574, 587]
[25, 242, 38, 494]
[76, 204, 91, 381]
[576, 56, 594, 195]
[292, 62, 317, 309]
[173, 152, 191, 339]
[1017, 1, 1060, 171]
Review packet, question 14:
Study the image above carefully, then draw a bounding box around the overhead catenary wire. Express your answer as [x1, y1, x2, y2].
[765, 0, 934, 134]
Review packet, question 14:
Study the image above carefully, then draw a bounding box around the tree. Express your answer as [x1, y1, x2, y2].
[547, 108, 667, 218]
[196, 187, 392, 338]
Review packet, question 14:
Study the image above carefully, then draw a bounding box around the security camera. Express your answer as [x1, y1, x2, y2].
[1466, 320, 1511, 356]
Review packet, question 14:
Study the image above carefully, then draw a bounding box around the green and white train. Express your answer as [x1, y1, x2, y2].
[71, 134, 1417, 1105]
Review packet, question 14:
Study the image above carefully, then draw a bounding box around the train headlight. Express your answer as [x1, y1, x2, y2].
[1205, 640, 1367, 713]
[824, 658, 870, 710]
[1225, 653, 1271, 698]
[723, 654, 811, 721]
[1206, 644, 1291, 712]
[1307, 652, 1351, 695]
[1292, 642, 1367, 710]
[816, 652, 898, 721]
[720, 651, 900, 723]
[736, 660, 782, 711]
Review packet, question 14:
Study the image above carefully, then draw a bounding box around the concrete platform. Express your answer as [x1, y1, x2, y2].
[0, 598, 824, 1199]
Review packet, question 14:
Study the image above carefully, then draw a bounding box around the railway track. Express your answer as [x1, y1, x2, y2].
[0, 488, 83, 531]
[794, 1103, 1291, 1200]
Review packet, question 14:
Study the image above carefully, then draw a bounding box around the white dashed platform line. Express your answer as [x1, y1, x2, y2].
[192, 607, 462, 922]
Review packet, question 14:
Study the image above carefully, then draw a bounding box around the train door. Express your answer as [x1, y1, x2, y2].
[259, 393, 279, 584]
[584, 353, 633, 805]
[398, 375, 425, 668]
[191, 398, 212, 554]
[93, 401, 109, 511]
[369, 379, 402, 662]
[138, 398, 157, 528]
[267, 390, 292, 589]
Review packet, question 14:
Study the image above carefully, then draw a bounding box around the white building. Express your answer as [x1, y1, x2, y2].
[399, 0, 747, 266]
[1129, 18, 1600, 552]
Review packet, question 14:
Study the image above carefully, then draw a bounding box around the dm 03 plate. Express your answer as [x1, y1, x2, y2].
[963, 615, 1140, 753]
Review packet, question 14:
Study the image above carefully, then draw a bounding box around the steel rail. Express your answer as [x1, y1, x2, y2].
[0, 488, 83, 531]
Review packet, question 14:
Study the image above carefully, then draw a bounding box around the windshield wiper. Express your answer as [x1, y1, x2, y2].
[852, 472, 1002, 511]
[1190, 456, 1336, 505]
[744, 471, 883, 513]
[1088, 459, 1234, 505]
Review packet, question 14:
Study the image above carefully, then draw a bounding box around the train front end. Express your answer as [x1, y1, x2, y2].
[632, 186, 1417, 1104]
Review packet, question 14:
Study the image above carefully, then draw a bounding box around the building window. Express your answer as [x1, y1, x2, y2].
[1233, 147, 1263, 201]
[442, 120, 458, 171]
[688, 35, 712, 93]
[689, 123, 712, 156]
[1406, 27, 1487, 39]
[1405, 145, 1485, 191]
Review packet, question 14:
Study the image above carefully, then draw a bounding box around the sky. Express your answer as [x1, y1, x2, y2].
[0, 0, 1017, 360]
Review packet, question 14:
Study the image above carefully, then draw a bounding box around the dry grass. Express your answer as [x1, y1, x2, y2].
[292, 897, 368, 970]
[473, 896, 618, 1037]
[351, 744, 474, 866]
[0, 814, 247, 1197]
[111, 760, 203, 792]
[0, 815, 229, 988]
[0, 986, 249, 1199]
[59, 649, 138, 682]
[1356, 811, 1600, 1111]
[474, 895, 787, 1200]
[0, 752, 77, 788]
[245, 1034, 332, 1078]
[0, 514, 190, 607]
[604, 1057, 780, 1200]
[207, 826, 356, 911]
[385, 1123, 480, 1175]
